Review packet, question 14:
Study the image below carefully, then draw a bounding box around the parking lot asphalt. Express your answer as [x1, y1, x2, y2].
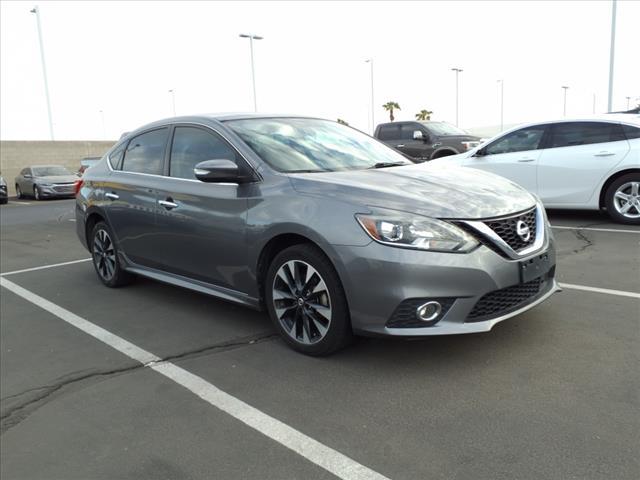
[1, 198, 639, 480]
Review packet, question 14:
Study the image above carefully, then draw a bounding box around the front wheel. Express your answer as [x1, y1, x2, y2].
[33, 186, 41, 201]
[605, 174, 640, 225]
[91, 221, 133, 287]
[15, 185, 22, 199]
[265, 244, 352, 356]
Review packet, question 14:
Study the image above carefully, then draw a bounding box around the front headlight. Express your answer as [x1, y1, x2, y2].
[38, 183, 53, 187]
[356, 209, 479, 253]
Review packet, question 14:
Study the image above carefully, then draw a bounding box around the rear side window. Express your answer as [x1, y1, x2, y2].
[109, 144, 126, 170]
[169, 127, 237, 180]
[485, 126, 546, 155]
[622, 124, 640, 140]
[377, 124, 400, 141]
[121, 128, 168, 175]
[548, 122, 625, 148]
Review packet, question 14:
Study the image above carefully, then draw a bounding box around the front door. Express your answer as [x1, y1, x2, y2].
[154, 125, 251, 290]
[463, 124, 547, 194]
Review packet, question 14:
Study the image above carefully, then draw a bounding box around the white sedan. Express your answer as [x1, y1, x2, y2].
[432, 115, 640, 224]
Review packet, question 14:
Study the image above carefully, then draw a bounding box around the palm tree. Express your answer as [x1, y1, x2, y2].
[382, 101, 401, 122]
[336, 118, 349, 126]
[415, 109, 433, 121]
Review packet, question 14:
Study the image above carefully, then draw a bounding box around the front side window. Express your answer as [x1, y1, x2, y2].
[226, 118, 411, 173]
[485, 126, 546, 155]
[169, 127, 237, 180]
[121, 128, 168, 175]
[401, 124, 421, 140]
[549, 122, 625, 148]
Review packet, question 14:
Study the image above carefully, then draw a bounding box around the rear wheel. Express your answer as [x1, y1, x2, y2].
[605, 174, 640, 224]
[91, 221, 133, 287]
[265, 244, 352, 356]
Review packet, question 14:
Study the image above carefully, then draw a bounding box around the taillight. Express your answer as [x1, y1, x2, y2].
[74, 179, 84, 196]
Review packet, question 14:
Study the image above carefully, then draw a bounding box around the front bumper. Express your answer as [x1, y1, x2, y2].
[332, 226, 558, 337]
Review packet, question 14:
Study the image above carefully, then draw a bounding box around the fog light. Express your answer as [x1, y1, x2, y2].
[416, 301, 442, 322]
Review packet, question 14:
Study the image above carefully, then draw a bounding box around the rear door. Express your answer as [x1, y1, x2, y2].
[103, 127, 169, 268]
[461, 124, 547, 193]
[537, 122, 629, 205]
[154, 125, 251, 289]
[376, 124, 402, 150]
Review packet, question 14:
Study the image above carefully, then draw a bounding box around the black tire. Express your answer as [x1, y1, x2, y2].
[265, 244, 352, 356]
[604, 173, 640, 225]
[33, 186, 41, 201]
[0, 198, 7, 205]
[15, 185, 22, 199]
[90, 221, 133, 287]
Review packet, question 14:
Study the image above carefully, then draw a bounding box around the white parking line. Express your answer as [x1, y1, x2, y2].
[551, 225, 640, 234]
[8, 201, 31, 206]
[0, 276, 390, 480]
[559, 283, 640, 299]
[0, 258, 92, 277]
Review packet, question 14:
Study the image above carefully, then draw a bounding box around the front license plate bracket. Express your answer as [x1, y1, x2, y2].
[519, 252, 552, 283]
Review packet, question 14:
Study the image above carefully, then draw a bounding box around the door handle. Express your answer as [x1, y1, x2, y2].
[518, 158, 535, 163]
[158, 199, 178, 209]
[396, 144, 405, 148]
[105, 192, 119, 200]
[594, 151, 615, 157]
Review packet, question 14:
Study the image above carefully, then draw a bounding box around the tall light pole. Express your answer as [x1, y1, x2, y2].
[562, 86, 569, 116]
[607, 0, 617, 112]
[239, 33, 263, 112]
[626, 96, 631, 110]
[168, 89, 176, 116]
[451, 67, 463, 127]
[497, 79, 504, 131]
[593, 93, 596, 114]
[30, 6, 54, 140]
[365, 58, 375, 134]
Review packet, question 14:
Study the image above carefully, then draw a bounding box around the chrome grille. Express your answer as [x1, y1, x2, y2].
[485, 208, 537, 252]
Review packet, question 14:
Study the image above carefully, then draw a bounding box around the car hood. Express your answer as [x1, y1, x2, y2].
[289, 163, 536, 219]
[35, 175, 78, 184]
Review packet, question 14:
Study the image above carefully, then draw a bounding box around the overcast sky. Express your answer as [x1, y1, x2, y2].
[1, 0, 638, 140]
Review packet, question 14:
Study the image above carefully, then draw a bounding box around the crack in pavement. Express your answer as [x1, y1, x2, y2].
[570, 229, 594, 255]
[0, 331, 277, 434]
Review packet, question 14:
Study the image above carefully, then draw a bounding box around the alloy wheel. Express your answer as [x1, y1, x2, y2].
[34, 187, 40, 201]
[613, 181, 640, 219]
[93, 229, 116, 281]
[272, 260, 332, 345]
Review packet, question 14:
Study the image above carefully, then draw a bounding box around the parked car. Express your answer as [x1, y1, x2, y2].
[374, 120, 482, 161]
[76, 114, 558, 355]
[15, 165, 78, 200]
[0, 176, 7, 204]
[79, 157, 102, 175]
[431, 115, 640, 224]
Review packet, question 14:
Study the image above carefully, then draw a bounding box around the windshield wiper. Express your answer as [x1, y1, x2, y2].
[369, 162, 409, 169]
[287, 169, 331, 173]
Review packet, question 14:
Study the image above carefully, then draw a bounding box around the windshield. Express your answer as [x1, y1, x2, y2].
[421, 122, 468, 136]
[226, 118, 412, 173]
[32, 166, 73, 177]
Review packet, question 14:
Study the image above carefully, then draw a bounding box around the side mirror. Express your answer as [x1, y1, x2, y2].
[473, 147, 487, 157]
[194, 159, 245, 183]
[412, 130, 424, 141]
[24, 174, 32, 179]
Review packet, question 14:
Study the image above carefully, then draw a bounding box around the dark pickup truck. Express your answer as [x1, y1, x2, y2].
[374, 121, 482, 161]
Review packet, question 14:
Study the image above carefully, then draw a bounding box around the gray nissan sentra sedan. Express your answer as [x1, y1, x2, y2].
[76, 114, 559, 355]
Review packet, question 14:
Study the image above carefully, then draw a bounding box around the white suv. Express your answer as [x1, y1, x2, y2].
[434, 115, 640, 224]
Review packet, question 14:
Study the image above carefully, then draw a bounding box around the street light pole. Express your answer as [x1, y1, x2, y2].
[626, 96, 631, 110]
[239, 33, 263, 112]
[593, 93, 596, 114]
[497, 79, 504, 131]
[562, 86, 569, 116]
[30, 6, 54, 140]
[607, 0, 617, 112]
[365, 59, 375, 134]
[451, 67, 463, 127]
[168, 89, 176, 116]
[99, 110, 105, 139]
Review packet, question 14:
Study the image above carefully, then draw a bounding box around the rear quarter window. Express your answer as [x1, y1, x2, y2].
[622, 124, 640, 140]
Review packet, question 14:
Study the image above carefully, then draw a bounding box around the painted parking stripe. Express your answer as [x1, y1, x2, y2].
[559, 282, 640, 299]
[551, 225, 640, 234]
[7, 201, 32, 206]
[0, 258, 92, 277]
[0, 276, 390, 480]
